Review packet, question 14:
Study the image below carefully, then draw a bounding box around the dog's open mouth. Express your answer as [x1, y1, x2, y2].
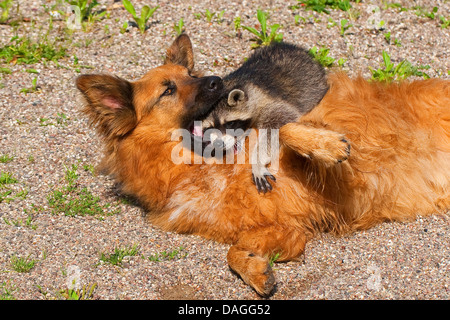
[189, 122, 243, 156]
[190, 122, 204, 138]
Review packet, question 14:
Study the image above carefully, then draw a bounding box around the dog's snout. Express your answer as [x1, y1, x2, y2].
[206, 76, 222, 92]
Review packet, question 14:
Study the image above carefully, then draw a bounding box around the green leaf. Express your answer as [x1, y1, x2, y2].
[147, 5, 159, 20]
[141, 5, 151, 21]
[269, 24, 281, 42]
[122, 0, 136, 18]
[274, 33, 283, 43]
[134, 17, 143, 31]
[242, 25, 261, 37]
[141, 5, 158, 21]
[382, 51, 391, 69]
[257, 10, 267, 35]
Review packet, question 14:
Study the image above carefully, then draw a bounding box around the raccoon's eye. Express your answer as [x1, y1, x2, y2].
[226, 121, 238, 128]
[162, 85, 176, 97]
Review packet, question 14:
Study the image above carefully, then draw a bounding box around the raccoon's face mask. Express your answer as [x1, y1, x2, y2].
[195, 89, 252, 155]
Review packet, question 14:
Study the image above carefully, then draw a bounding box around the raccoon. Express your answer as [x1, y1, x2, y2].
[201, 41, 329, 193]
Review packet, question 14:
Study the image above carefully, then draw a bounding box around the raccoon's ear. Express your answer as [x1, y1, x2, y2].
[76, 74, 137, 137]
[228, 89, 246, 107]
[164, 34, 195, 72]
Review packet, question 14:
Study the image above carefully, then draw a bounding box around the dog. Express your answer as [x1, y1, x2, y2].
[199, 42, 331, 193]
[76, 35, 450, 297]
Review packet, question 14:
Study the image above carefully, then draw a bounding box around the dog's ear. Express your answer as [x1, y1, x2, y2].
[164, 34, 195, 73]
[76, 74, 137, 137]
[228, 89, 246, 107]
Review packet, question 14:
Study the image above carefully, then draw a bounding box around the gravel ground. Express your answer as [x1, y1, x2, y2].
[0, 0, 449, 300]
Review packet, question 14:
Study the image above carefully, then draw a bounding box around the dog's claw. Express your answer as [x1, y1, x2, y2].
[337, 138, 351, 163]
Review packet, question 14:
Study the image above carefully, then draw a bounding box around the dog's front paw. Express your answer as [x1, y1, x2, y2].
[227, 246, 276, 297]
[252, 166, 276, 194]
[311, 134, 351, 166]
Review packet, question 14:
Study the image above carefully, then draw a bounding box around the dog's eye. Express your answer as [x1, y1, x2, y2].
[162, 85, 176, 97]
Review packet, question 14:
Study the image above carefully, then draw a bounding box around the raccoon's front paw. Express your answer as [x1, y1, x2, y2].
[252, 166, 276, 194]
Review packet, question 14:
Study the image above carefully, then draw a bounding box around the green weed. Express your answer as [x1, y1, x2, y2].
[0, 171, 28, 204]
[3, 212, 36, 230]
[65, 0, 106, 30]
[0, 281, 16, 300]
[39, 117, 53, 126]
[10, 254, 37, 273]
[369, 51, 430, 82]
[65, 0, 101, 20]
[147, 246, 188, 262]
[0, 35, 66, 65]
[202, 9, 225, 24]
[242, 10, 283, 49]
[0, 188, 28, 204]
[173, 18, 184, 36]
[337, 57, 347, 68]
[414, 6, 438, 19]
[56, 112, 69, 125]
[47, 164, 118, 218]
[0, 0, 13, 24]
[0, 189, 13, 202]
[339, 18, 352, 36]
[383, 31, 402, 47]
[0, 154, 14, 163]
[204, 9, 215, 22]
[122, 0, 158, 34]
[20, 77, 39, 94]
[439, 15, 450, 29]
[0, 171, 17, 185]
[296, 0, 353, 14]
[82, 164, 95, 176]
[38, 113, 69, 126]
[308, 46, 335, 67]
[269, 252, 281, 268]
[234, 16, 241, 30]
[99, 244, 139, 266]
[120, 21, 128, 34]
[0, 66, 11, 74]
[59, 282, 97, 300]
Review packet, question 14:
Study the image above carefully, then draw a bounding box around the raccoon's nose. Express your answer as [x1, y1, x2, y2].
[213, 138, 225, 149]
[206, 76, 222, 92]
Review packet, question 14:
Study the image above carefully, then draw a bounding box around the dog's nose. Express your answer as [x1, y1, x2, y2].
[206, 76, 222, 92]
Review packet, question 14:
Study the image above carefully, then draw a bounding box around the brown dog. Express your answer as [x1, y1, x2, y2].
[76, 35, 450, 296]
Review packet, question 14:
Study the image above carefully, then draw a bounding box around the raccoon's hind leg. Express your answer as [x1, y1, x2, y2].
[251, 129, 277, 193]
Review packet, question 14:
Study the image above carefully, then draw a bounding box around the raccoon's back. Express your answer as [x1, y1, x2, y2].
[224, 42, 328, 114]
